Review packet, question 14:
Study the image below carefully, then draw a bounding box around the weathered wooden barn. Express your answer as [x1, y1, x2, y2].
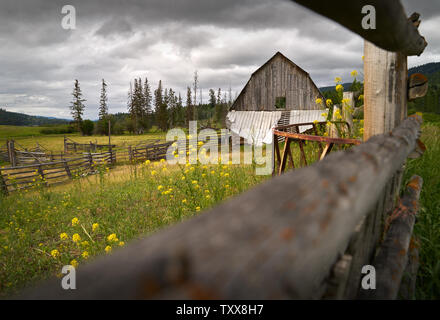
[227, 52, 326, 145]
[231, 51, 324, 112]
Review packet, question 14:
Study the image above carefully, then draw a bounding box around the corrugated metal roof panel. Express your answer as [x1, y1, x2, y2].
[226, 110, 326, 146]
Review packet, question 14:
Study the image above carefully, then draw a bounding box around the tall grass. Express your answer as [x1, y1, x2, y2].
[403, 121, 440, 299]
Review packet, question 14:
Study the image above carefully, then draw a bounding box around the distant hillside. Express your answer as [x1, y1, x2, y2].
[319, 62, 440, 93]
[408, 62, 440, 76]
[0, 108, 70, 126]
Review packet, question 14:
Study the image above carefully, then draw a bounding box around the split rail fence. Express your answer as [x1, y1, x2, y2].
[0, 140, 173, 195]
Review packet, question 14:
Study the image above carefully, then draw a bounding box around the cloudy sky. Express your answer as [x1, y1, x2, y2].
[0, 0, 439, 120]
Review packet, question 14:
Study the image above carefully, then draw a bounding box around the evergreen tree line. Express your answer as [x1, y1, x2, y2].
[69, 76, 235, 136]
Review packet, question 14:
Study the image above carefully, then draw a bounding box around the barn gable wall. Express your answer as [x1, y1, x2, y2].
[232, 53, 323, 111]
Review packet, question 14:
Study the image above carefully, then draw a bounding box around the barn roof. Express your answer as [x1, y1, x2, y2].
[231, 51, 323, 111]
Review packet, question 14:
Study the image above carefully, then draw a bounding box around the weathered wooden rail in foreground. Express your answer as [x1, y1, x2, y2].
[18, 116, 423, 299]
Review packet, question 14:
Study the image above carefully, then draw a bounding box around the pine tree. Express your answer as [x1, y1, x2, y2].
[155, 81, 168, 131]
[186, 86, 193, 126]
[127, 81, 136, 133]
[70, 79, 86, 132]
[176, 93, 184, 126]
[217, 88, 222, 105]
[99, 79, 108, 120]
[143, 77, 152, 128]
[209, 89, 216, 109]
[193, 71, 198, 121]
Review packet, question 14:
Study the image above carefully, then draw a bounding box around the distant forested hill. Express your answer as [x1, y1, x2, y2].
[0, 108, 70, 126]
[408, 62, 440, 76]
[319, 62, 440, 114]
[408, 63, 440, 114]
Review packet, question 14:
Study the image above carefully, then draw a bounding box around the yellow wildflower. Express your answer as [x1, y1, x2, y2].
[334, 77, 342, 84]
[105, 246, 112, 253]
[157, 185, 163, 191]
[326, 99, 333, 107]
[182, 199, 187, 204]
[118, 241, 125, 247]
[196, 207, 201, 212]
[60, 233, 68, 241]
[72, 233, 81, 243]
[92, 223, 99, 232]
[50, 249, 59, 258]
[351, 70, 358, 77]
[71, 217, 79, 226]
[315, 98, 323, 104]
[336, 84, 344, 92]
[82, 251, 89, 259]
[107, 233, 118, 242]
[70, 259, 78, 268]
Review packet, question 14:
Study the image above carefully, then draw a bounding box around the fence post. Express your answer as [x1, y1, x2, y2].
[0, 169, 8, 195]
[363, 41, 407, 140]
[88, 152, 93, 171]
[128, 146, 132, 162]
[63, 160, 72, 179]
[7, 140, 17, 167]
[342, 92, 354, 135]
[37, 164, 47, 186]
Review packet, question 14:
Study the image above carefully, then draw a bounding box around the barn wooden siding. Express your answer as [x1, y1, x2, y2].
[232, 52, 324, 111]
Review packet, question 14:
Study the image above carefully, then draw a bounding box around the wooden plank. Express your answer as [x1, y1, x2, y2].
[291, 0, 427, 56]
[364, 41, 408, 140]
[279, 138, 291, 175]
[342, 92, 355, 136]
[19, 116, 422, 300]
[319, 142, 334, 161]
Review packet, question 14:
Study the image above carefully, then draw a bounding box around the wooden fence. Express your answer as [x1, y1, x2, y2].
[0, 140, 173, 195]
[64, 136, 116, 153]
[16, 0, 429, 299]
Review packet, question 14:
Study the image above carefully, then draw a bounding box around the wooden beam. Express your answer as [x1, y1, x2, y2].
[19, 116, 422, 300]
[320, 142, 334, 161]
[291, 0, 427, 56]
[363, 41, 408, 140]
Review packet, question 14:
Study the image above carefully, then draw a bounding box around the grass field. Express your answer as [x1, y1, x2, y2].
[0, 125, 166, 153]
[403, 117, 440, 299]
[0, 116, 438, 299]
[0, 158, 268, 297]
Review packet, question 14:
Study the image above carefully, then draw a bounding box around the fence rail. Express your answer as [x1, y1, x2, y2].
[18, 116, 423, 299]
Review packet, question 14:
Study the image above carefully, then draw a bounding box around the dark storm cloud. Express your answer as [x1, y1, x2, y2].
[0, 0, 439, 118]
